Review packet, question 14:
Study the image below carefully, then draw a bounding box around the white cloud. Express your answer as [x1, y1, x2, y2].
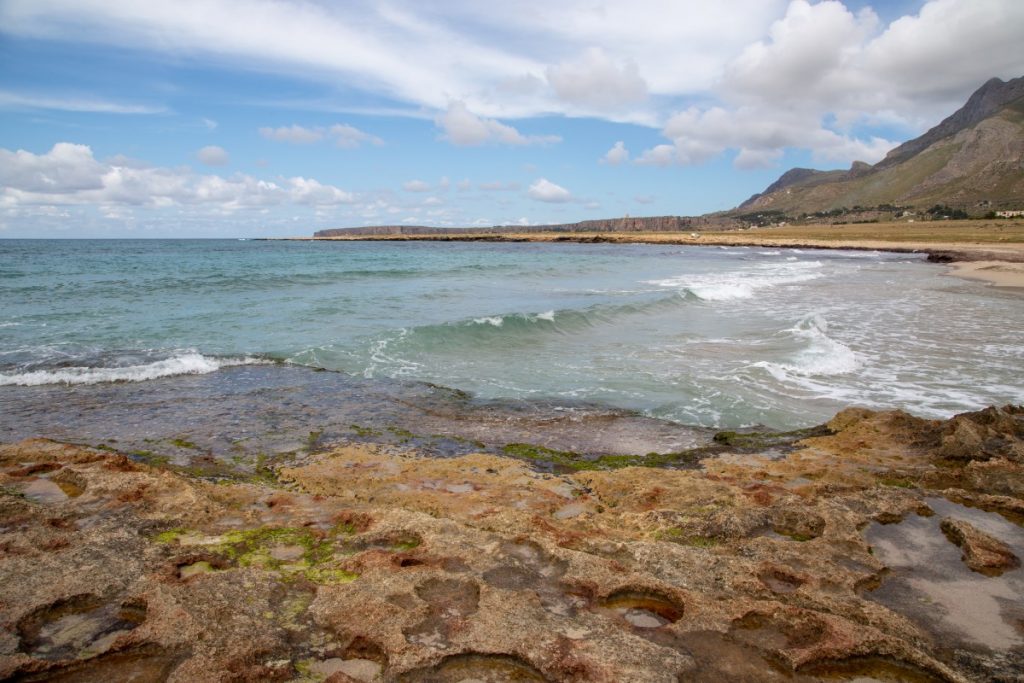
[403, 180, 431, 192]
[601, 141, 629, 166]
[2, 0, 1022, 178]
[635, 144, 677, 167]
[456, 178, 472, 191]
[0, 142, 106, 193]
[260, 123, 382, 147]
[259, 125, 324, 144]
[733, 148, 783, 170]
[628, 0, 1024, 169]
[435, 100, 559, 146]
[527, 178, 572, 203]
[329, 123, 384, 149]
[547, 48, 647, 110]
[642, 105, 897, 168]
[0, 89, 167, 114]
[0, 143, 354, 212]
[196, 145, 229, 166]
[202, 117, 218, 130]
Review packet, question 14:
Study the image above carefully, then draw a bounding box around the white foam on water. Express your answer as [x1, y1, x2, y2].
[645, 260, 824, 301]
[535, 310, 556, 321]
[0, 352, 266, 386]
[473, 315, 505, 327]
[755, 314, 861, 378]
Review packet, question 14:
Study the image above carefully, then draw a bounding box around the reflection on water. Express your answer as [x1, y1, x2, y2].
[865, 497, 1024, 652]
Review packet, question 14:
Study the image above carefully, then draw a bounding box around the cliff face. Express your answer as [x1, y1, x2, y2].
[738, 76, 1024, 214]
[313, 215, 737, 238]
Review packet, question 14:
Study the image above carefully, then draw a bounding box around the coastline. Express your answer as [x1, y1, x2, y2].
[945, 260, 1024, 288]
[292, 220, 1024, 289]
[3, 233, 1023, 681]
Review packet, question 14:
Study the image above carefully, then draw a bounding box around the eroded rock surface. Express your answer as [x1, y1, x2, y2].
[1, 404, 1022, 682]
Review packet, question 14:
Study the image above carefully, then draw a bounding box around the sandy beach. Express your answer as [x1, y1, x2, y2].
[946, 260, 1024, 288]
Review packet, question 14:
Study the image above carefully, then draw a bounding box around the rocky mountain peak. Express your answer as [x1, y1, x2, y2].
[875, 75, 1024, 169]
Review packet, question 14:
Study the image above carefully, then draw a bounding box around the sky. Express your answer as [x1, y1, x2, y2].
[1, 0, 1022, 238]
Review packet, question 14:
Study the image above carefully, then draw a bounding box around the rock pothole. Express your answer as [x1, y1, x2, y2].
[403, 577, 480, 648]
[17, 594, 148, 661]
[398, 652, 550, 682]
[601, 589, 683, 629]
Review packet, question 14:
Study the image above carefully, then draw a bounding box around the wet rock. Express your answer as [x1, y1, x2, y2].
[2, 404, 1023, 683]
[940, 517, 1021, 575]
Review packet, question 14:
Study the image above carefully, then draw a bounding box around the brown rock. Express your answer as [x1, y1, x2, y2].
[940, 517, 1021, 575]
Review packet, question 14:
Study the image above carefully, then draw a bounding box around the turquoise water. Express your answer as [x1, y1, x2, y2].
[2, 238, 1022, 429]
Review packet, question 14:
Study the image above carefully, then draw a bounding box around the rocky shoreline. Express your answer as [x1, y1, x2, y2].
[2, 404, 1023, 682]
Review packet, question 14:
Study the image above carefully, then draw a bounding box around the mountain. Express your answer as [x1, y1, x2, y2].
[737, 76, 1024, 215]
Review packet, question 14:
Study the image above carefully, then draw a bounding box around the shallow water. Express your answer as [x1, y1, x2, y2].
[865, 497, 1024, 652]
[2, 239, 1022, 436]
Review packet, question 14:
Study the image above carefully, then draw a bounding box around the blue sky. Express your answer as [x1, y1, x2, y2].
[1, 0, 1022, 237]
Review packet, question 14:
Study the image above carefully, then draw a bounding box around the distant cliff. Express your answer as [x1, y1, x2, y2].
[313, 215, 738, 238]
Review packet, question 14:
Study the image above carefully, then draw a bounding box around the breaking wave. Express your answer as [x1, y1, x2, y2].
[0, 352, 268, 386]
[754, 314, 861, 378]
[645, 260, 824, 301]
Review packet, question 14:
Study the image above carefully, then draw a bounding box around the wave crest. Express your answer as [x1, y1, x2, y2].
[0, 352, 267, 386]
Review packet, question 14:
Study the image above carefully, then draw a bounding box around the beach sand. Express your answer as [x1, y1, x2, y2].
[946, 260, 1024, 288]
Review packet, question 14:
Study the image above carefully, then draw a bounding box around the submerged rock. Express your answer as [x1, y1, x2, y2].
[940, 517, 1021, 575]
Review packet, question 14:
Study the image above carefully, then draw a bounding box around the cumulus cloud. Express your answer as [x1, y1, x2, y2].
[527, 178, 572, 203]
[402, 179, 431, 192]
[547, 48, 647, 109]
[329, 124, 384, 149]
[260, 124, 382, 147]
[632, 0, 1024, 169]
[635, 144, 677, 168]
[601, 141, 629, 165]
[435, 100, 560, 146]
[0, 143, 106, 193]
[196, 145, 229, 166]
[0, 143, 354, 211]
[642, 104, 896, 168]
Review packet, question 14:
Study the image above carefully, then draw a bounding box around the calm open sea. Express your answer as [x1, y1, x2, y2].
[2, 238, 1022, 451]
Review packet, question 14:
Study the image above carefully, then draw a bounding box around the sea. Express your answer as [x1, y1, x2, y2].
[2, 238, 1022, 461]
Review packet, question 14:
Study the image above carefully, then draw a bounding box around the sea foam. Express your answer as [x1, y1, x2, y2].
[756, 315, 861, 378]
[646, 261, 824, 301]
[0, 352, 265, 386]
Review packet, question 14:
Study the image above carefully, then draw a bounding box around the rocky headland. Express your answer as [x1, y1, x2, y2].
[2, 404, 1023, 682]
